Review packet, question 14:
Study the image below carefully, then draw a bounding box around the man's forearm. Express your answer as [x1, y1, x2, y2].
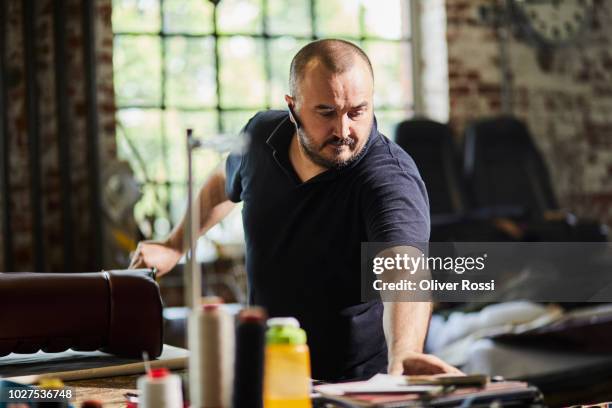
[383, 301, 464, 375]
[376, 246, 432, 358]
[166, 166, 235, 252]
[383, 301, 431, 357]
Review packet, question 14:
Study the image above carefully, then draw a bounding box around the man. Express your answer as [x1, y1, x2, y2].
[130, 39, 460, 381]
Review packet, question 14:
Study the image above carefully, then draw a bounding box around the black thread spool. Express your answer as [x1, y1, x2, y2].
[81, 401, 104, 408]
[232, 307, 267, 408]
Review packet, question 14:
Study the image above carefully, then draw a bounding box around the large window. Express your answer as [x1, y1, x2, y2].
[112, 0, 415, 238]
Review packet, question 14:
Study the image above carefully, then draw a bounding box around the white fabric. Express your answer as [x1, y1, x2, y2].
[462, 339, 612, 379]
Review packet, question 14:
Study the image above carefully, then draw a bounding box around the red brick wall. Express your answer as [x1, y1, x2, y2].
[1, 0, 118, 271]
[445, 0, 612, 228]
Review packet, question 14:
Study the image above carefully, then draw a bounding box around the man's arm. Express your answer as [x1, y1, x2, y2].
[384, 301, 462, 375]
[129, 162, 236, 276]
[379, 246, 462, 375]
[384, 301, 430, 370]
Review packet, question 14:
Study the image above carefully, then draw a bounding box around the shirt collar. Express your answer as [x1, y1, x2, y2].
[266, 114, 294, 153]
[265, 111, 380, 183]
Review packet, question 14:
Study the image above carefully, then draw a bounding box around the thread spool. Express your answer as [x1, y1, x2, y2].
[189, 302, 235, 408]
[81, 400, 103, 408]
[232, 307, 267, 408]
[137, 368, 183, 408]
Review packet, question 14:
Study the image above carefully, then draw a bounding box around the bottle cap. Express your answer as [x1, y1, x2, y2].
[267, 317, 299, 328]
[149, 368, 170, 378]
[202, 303, 220, 311]
[81, 400, 103, 408]
[266, 317, 307, 345]
[39, 378, 64, 389]
[239, 307, 267, 323]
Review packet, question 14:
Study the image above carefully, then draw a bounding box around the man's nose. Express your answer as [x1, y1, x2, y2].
[333, 114, 351, 139]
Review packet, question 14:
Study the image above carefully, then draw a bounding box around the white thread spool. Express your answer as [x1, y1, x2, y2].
[137, 368, 183, 408]
[189, 303, 235, 408]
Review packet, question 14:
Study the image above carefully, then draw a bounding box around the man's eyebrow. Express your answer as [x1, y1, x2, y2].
[314, 102, 369, 110]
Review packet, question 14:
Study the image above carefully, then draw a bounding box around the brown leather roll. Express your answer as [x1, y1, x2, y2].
[0, 269, 163, 358]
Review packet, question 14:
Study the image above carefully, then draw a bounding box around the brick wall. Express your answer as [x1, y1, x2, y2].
[443, 0, 612, 228]
[1, 0, 118, 271]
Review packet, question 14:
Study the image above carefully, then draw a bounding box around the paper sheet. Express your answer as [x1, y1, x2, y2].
[314, 374, 442, 395]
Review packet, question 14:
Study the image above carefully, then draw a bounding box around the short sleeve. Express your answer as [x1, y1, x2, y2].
[225, 114, 262, 203]
[225, 151, 243, 202]
[362, 169, 430, 246]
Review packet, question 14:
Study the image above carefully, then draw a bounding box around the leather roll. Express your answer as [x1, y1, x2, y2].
[0, 269, 163, 358]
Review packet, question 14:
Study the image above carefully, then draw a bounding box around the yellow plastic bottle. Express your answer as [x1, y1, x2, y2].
[263, 317, 312, 408]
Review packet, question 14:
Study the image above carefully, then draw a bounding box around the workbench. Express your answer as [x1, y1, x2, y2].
[67, 374, 138, 407]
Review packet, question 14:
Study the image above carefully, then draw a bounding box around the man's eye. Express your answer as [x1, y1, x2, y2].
[319, 111, 335, 117]
[349, 110, 365, 119]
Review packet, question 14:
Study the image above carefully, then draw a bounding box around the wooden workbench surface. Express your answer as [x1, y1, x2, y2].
[67, 374, 138, 407]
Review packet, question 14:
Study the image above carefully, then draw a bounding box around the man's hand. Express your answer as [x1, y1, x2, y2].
[128, 240, 183, 277]
[388, 351, 463, 376]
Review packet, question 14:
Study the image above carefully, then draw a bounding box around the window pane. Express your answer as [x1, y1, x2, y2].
[168, 184, 187, 227]
[268, 0, 311, 37]
[363, 41, 412, 108]
[217, 0, 263, 34]
[375, 110, 410, 140]
[168, 148, 221, 226]
[112, 0, 160, 33]
[166, 37, 217, 108]
[116, 109, 164, 182]
[165, 110, 219, 184]
[114, 36, 161, 106]
[362, 0, 406, 39]
[269, 37, 310, 109]
[219, 37, 266, 108]
[222, 110, 260, 136]
[163, 0, 214, 34]
[315, 0, 360, 37]
[193, 149, 224, 189]
[134, 183, 170, 239]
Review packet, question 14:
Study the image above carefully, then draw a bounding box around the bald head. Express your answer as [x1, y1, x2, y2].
[289, 39, 374, 101]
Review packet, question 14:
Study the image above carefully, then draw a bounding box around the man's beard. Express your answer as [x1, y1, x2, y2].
[297, 128, 368, 170]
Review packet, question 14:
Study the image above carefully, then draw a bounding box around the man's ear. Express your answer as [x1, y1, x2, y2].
[284, 94, 294, 107]
[285, 94, 299, 128]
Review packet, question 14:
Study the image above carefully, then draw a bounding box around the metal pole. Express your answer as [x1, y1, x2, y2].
[184, 128, 201, 309]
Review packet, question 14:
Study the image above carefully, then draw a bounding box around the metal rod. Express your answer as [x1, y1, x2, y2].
[185, 129, 201, 309]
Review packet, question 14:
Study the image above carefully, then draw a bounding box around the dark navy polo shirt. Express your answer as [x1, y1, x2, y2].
[225, 110, 429, 381]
